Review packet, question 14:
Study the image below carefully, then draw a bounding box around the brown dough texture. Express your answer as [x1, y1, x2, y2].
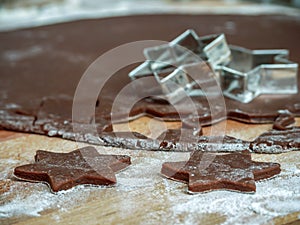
[14, 146, 131, 192]
[161, 150, 280, 193]
[0, 14, 299, 152]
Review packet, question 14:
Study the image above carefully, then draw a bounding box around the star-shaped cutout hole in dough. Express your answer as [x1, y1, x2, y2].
[14, 146, 131, 192]
[161, 150, 280, 193]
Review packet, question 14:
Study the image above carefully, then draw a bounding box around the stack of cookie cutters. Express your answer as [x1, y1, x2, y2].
[129, 29, 298, 103]
[129, 29, 231, 103]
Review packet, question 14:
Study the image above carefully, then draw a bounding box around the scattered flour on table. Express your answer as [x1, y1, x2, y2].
[0, 146, 300, 224]
[0, 184, 93, 218]
[168, 162, 300, 225]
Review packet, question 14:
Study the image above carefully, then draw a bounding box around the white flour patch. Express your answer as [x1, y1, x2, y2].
[0, 190, 56, 217]
[169, 163, 300, 225]
[0, 183, 94, 218]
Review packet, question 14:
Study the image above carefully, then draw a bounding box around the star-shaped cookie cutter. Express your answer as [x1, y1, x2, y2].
[129, 29, 231, 103]
[218, 45, 298, 103]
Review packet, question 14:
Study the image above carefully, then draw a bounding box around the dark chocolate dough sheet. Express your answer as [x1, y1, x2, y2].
[0, 14, 300, 152]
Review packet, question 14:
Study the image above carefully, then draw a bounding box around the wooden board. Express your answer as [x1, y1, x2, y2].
[0, 117, 300, 225]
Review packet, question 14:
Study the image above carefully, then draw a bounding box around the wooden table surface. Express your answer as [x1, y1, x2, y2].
[1, 117, 300, 225]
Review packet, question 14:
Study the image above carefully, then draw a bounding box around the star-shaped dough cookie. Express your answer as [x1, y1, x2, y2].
[14, 146, 131, 192]
[161, 150, 280, 193]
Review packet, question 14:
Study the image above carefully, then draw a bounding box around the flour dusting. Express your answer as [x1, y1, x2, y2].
[0, 140, 300, 224]
[0, 183, 93, 218]
[168, 162, 300, 225]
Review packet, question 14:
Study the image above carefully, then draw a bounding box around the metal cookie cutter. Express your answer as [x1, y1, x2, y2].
[129, 29, 231, 103]
[144, 29, 231, 71]
[152, 61, 221, 104]
[218, 45, 299, 103]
